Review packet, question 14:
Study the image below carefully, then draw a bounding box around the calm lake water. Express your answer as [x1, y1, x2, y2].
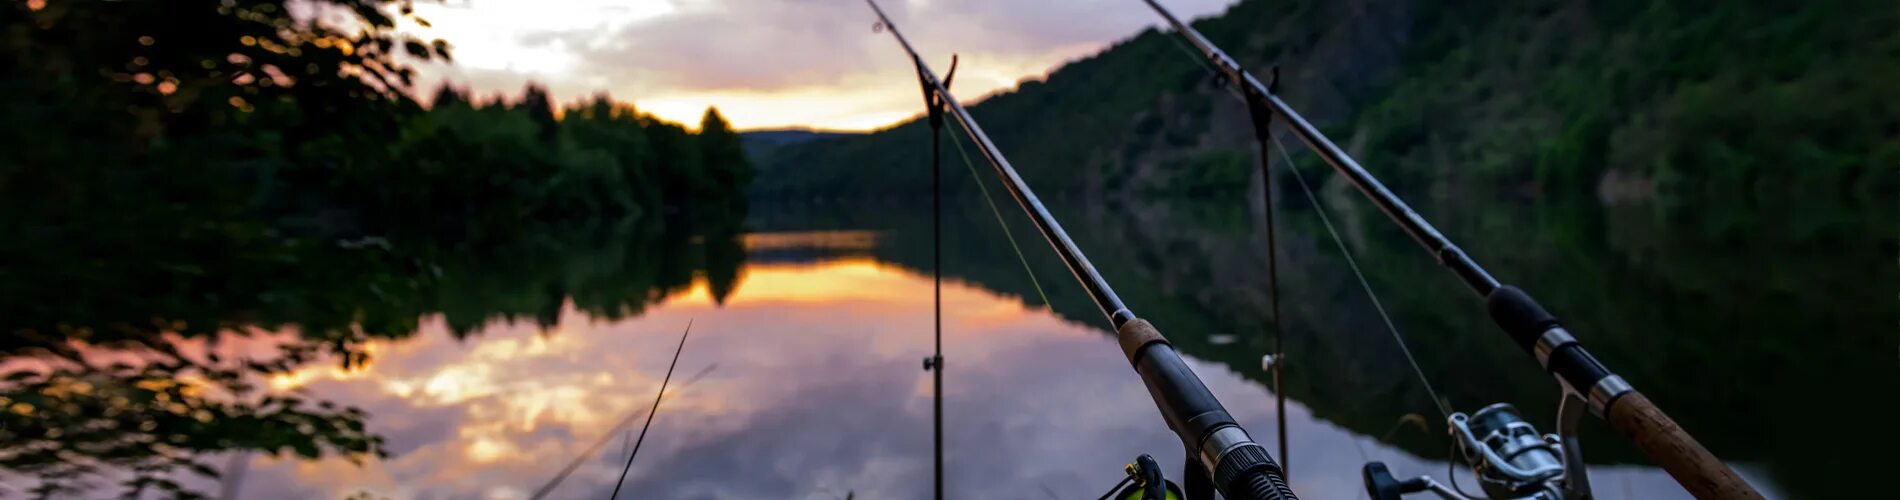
[206, 248, 1777, 499]
[10, 188, 1887, 499]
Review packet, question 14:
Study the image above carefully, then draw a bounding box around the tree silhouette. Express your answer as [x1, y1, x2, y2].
[698, 107, 753, 207]
[1, 1, 754, 497]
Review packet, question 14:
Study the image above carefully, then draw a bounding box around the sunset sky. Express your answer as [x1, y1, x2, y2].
[399, 0, 1237, 131]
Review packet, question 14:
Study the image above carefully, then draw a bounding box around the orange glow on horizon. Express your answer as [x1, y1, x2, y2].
[194, 253, 1145, 497]
[600, 47, 1099, 132]
[399, 13, 1132, 132]
[742, 230, 880, 251]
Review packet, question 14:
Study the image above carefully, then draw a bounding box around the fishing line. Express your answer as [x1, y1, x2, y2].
[608, 320, 694, 500]
[1267, 132, 1451, 420]
[528, 362, 718, 500]
[1158, 26, 1221, 77]
[1140, 0, 1452, 422]
[949, 132, 1054, 310]
[1273, 127, 1476, 496]
[871, 4, 1300, 496]
[1449, 440, 1480, 498]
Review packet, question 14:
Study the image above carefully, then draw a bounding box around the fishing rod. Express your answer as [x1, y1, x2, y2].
[1138, 1, 1762, 499]
[531, 321, 704, 500]
[865, 2, 1296, 499]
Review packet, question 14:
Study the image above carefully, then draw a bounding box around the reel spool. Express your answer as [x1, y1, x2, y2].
[1453, 404, 1565, 499]
[1362, 399, 1593, 500]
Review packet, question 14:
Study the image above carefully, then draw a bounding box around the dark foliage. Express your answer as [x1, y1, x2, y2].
[758, 0, 1895, 207]
[0, 1, 750, 496]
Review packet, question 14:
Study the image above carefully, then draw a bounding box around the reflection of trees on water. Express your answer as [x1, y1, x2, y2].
[0, 214, 747, 497]
[417, 215, 748, 338]
[765, 190, 1886, 499]
[2, 0, 752, 493]
[1, 342, 381, 499]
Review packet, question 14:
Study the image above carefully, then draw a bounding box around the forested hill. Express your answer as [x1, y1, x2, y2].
[740, 128, 858, 163]
[757, 0, 1895, 202]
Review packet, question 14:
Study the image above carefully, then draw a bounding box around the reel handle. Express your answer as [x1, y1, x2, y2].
[1607, 392, 1762, 500]
[1361, 462, 1430, 500]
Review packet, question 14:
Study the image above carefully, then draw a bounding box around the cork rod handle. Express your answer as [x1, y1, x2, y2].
[1607, 392, 1763, 500]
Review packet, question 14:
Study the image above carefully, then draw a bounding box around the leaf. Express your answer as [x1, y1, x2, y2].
[402, 40, 428, 58]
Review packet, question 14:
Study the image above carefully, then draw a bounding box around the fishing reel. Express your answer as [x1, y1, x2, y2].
[1100, 454, 1186, 500]
[1363, 397, 1594, 500]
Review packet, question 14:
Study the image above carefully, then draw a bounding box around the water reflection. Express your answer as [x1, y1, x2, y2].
[203, 237, 1775, 499]
[7, 184, 1854, 498]
[790, 192, 1874, 499]
[0, 213, 747, 498]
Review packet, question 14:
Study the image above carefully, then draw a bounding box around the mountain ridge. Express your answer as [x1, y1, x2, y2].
[756, 0, 1894, 205]
[739, 128, 859, 163]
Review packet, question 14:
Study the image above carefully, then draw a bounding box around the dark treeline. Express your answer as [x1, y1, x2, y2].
[389, 85, 753, 240]
[0, 1, 748, 497]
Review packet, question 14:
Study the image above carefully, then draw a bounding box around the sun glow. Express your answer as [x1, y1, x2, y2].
[464, 435, 516, 464]
[633, 84, 921, 132]
[391, 0, 1241, 131]
[402, 0, 676, 77]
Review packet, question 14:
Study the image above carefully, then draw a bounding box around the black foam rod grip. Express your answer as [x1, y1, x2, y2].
[1485, 285, 1558, 350]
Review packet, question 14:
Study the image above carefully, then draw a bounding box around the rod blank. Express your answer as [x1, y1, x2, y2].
[864, 3, 1294, 499]
[865, 0, 1132, 327]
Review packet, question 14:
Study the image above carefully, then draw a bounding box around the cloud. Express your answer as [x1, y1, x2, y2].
[572, 0, 1242, 94]
[579, 0, 885, 92]
[405, 0, 1241, 130]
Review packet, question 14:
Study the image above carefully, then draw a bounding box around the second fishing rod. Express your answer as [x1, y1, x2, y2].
[1139, 1, 1762, 498]
[865, 2, 1296, 499]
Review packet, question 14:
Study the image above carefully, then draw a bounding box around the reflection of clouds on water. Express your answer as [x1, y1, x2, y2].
[226, 259, 1773, 499]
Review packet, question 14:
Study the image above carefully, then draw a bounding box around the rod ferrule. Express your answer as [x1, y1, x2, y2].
[1588, 374, 1633, 417]
[1489, 285, 1629, 416]
[1198, 426, 1254, 471]
[1532, 327, 1576, 369]
[1110, 308, 1137, 329]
